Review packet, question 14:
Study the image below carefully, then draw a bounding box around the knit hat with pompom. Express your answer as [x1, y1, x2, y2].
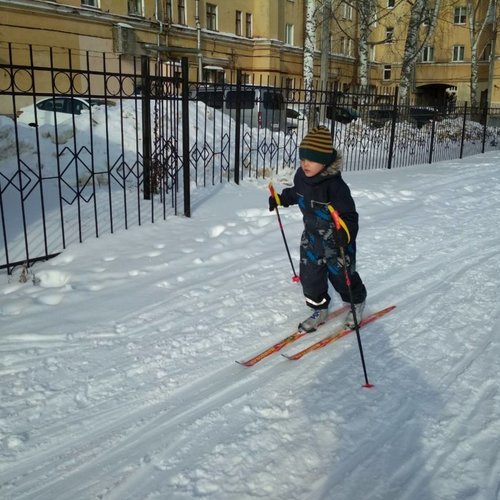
[299, 126, 337, 165]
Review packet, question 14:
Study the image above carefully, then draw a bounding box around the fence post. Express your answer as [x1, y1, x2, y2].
[234, 69, 242, 185]
[181, 57, 191, 217]
[481, 106, 488, 153]
[428, 115, 436, 164]
[141, 55, 152, 200]
[329, 81, 339, 139]
[387, 87, 398, 169]
[460, 102, 467, 159]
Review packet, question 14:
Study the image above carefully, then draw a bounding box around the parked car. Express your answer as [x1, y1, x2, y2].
[368, 105, 439, 128]
[286, 106, 358, 131]
[17, 96, 95, 127]
[367, 106, 396, 128]
[408, 106, 441, 128]
[326, 105, 359, 124]
[286, 108, 305, 131]
[194, 84, 287, 131]
[195, 87, 225, 110]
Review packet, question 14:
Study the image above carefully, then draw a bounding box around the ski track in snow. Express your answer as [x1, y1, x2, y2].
[1, 157, 500, 499]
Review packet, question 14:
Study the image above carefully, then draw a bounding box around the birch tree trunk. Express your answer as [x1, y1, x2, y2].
[319, 0, 332, 122]
[487, 0, 498, 109]
[399, 0, 441, 103]
[357, 0, 376, 90]
[320, 0, 332, 84]
[304, 0, 318, 128]
[468, 0, 494, 108]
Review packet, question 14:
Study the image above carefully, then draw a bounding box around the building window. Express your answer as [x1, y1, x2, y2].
[452, 45, 465, 61]
[206, 4, 217, 31]
[165, 0, 172, 22]
[285, 24, 294, 45]
[245, 13, 252, 38]
[342, 2, 353, 20]
[236, 11, 242, 36]
[340, 37, 353, 56]
[81, 0, 99, 7]
[454, 7, 466, 24]
[128, 0, 143, 16]
[178, 0, 186, 25]
[385, 27, 394, 43]
[383, 65, 392, 80]
[203, 69, 225, 84]
[387, 0, 395, 7]
[421, 46, 434, 62]
[481, 43, 492, 61]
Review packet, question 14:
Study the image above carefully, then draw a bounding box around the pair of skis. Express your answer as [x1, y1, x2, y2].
[236, 305, 395, 367]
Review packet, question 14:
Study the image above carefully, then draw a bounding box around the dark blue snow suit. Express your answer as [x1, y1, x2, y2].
[280, 162, 367, 309]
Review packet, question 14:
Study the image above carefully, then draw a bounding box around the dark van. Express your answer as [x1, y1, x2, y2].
[195, 84, 287, 132]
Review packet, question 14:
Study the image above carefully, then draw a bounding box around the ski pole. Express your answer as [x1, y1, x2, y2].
[328, 205, 373, 388]
[268, 182, 300, 283]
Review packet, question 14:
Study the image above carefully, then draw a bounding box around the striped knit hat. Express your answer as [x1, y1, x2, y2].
[299, 126, 337, 165]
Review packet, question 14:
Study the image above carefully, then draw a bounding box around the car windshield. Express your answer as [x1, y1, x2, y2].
[263, 92, 284, 110]
[36, 98, 89, 115]
[37, 98, 66, 112]
[226, 90, 255, 110]
[197, 91, 224, 109]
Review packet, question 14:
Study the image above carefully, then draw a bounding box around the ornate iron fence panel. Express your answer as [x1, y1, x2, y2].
[0, 43, 183, 273]
[2, 42, 500, 274]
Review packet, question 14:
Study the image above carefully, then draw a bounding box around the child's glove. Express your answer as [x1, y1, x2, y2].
[268, 195, 279, 211]
[269, 192, 290, 211]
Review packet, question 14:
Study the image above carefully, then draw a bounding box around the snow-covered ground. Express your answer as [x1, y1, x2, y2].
[1, 148, 500, 499]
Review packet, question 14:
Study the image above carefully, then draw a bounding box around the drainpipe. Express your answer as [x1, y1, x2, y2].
[155, 0, 164, 68]
[195, 0, 203, 81]
[487, 0, 498, 111]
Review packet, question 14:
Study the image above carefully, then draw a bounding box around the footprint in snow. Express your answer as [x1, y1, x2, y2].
[236, 208, 266, 218]
[209, 225, 226, 238]
[34, 270, 70, 288]
[3, 433, 29, 450]
[37, 293, 64, 306]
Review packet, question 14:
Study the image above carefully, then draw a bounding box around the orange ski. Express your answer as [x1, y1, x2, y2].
[236, 305, 349, 367]
[283, 305, 396, 361]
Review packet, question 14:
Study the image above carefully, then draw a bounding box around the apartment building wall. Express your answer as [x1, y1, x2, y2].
[171, 0, 308, 81]
[1, 0, 499, 111]
[371, 0, 500, 106]
[0, 0, 163, 105]
[0, 0, 355, 86]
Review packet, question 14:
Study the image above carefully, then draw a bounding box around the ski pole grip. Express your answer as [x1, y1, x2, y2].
[327, 205, 341, 230]
[268, 182, 281, 206]
[327, 205, 351, 244]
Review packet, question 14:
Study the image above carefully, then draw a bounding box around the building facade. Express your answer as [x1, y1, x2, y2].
[1, 0, 499, 112]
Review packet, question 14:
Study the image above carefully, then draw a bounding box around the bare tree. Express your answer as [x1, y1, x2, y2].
[467, 0, 496, 107]
[398, 0, 441, 103]
[320, 0, 333, 84]
[348, 0, 402, 90]
[304, 0, 319, 127]
[487, 0, 499, 108]
[319, 0, 333, 122]
[356, 0, 378, 90]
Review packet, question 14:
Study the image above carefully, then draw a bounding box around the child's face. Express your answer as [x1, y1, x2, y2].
[300, 159, 325, 177]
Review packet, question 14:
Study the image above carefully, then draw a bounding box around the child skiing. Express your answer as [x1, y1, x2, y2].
[269, 126, 367, 332]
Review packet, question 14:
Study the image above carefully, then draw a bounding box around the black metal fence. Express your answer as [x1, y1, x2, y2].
[1, 42, 500, 274]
